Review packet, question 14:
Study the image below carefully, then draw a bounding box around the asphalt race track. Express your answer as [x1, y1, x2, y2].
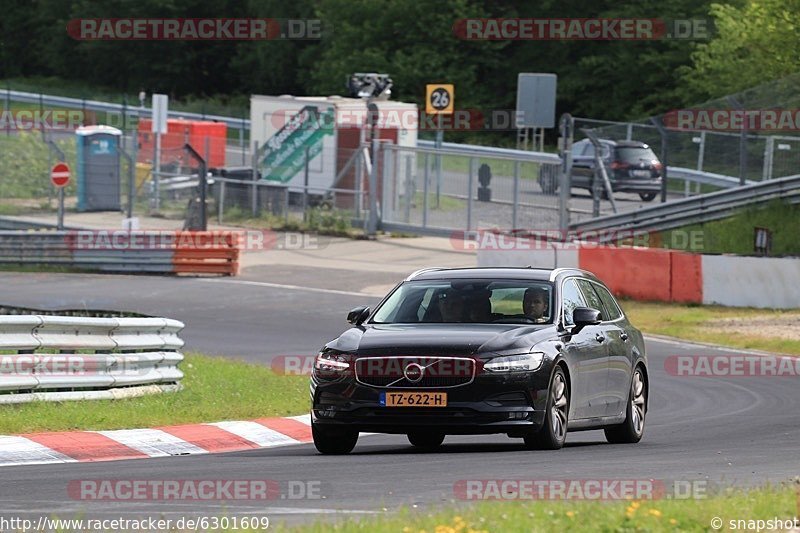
[1, 273, 799, 527]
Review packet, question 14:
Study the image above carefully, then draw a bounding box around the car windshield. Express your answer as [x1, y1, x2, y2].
[370, 280, 554, 324]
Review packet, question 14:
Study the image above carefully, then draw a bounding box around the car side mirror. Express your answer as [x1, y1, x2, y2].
[347, 306, 370, 326]
[571, 307, 602, 335]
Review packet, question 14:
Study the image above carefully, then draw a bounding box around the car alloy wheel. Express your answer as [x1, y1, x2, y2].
[604, 366, 646, 444]
[524, 366, 569, 450]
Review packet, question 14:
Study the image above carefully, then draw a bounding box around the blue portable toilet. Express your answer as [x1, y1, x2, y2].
[76, 125, 122, 211]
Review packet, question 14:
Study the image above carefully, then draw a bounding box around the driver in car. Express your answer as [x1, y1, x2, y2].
[438, 288, 466, 322]
[523, 287, 549, 323]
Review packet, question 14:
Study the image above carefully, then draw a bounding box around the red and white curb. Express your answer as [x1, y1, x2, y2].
[0, 415, 312, 467]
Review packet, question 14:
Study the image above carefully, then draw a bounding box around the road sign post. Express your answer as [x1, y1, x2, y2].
[426, 84, 454, 210]
[50, 162, 70, 230]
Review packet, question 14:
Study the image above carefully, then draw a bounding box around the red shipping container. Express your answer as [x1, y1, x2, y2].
[138, 119, 227, 168]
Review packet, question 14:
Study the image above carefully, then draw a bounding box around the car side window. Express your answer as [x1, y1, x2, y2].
[583, 143, 595, 157]
[561, 279, 587, 326]
[591, 283, 623, 321]
[576, 279, 606, 321]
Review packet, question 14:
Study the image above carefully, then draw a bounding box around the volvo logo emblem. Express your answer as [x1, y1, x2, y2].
[403, 362, 424, 383]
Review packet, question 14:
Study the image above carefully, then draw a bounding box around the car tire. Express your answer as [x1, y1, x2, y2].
[407, 431, 445, 449]
[312, 421, 359, 455]
[538, 166, 559, 195]
[639, 192, 657, 202]
[524, 366, 569, 450]
[604, 366, 647, 444]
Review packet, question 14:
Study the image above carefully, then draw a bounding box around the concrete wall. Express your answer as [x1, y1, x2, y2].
[702, 255, 800, 308]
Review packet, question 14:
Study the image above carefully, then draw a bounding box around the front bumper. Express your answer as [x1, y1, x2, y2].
[310, 369, 552, 435]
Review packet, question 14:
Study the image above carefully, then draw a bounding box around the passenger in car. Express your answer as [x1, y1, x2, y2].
[523, 287, 549, 323]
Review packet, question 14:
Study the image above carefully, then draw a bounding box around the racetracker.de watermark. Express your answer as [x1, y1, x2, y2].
[665, 355, 800, 377]
[0, 110, 85, 131]
[67, 18, 325, 40]
[664, 109, 800, 132]
[68, 479, 324, 501]
[0, 354, 143, 376]
[268, 107, 532, 132]
[454, 479, 713, 500]
[272, 355, 476, 377]
[449, 229, 706, 252]
[453, 18, 712, 40]
[65, 230, 322, 252]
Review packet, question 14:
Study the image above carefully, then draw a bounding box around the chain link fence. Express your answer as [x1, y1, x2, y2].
[573, 73, 800, 197]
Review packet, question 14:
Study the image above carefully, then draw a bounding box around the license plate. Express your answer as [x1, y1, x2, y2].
[631, 169, 651, 178]
[380, 391, 447, 407]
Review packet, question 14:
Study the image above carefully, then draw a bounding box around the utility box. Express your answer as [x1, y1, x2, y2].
[76, 125, 122, 212]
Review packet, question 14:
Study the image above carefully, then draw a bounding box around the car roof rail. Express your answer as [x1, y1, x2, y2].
[405, 267, 448, 281]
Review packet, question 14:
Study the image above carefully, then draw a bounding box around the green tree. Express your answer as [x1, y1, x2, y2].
[680, 0, 800, 101]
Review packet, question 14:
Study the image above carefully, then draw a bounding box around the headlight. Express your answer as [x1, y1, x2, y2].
[314, 352, 350, 373]
[484, 352, 544, 372]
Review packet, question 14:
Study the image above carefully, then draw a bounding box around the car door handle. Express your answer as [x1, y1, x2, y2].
[595, 333, 605, 343]
[620, 332, 629, 342]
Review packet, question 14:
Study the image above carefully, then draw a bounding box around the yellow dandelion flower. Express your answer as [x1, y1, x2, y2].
[631, 501, 641, 509]
[670, 518, 677, 525]
[648, 509, 662, 517]
[566, 511, 575, 518]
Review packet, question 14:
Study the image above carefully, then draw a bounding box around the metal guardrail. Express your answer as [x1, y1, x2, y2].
[0, 230, 241, 275]
[569, 173, 800, 234]
[418, 140, 752, 191]
[417, 140, 560, 164]
[0, 314, 184, 403]
[4, 89, 249, 132]
[668, 167, 757, 189]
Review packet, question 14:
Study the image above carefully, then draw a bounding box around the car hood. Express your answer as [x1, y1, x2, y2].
[326, 323, 555, 357]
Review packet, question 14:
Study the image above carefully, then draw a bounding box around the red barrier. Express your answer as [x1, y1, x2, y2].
[578, 246, 672, 302]
[172, 231, 241, 276]
[670, 252, 702, 303]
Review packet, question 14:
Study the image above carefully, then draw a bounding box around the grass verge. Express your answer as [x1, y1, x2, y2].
[659, 199, 800, 256]
[276, 484, 799, 532]
[0, 353, 308, 434]
[620, 300, 800, 355]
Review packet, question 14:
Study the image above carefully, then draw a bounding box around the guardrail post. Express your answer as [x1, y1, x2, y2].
[559, 113, 574, 235]
[218, 180, 225, 224]
[423, 152, 429, 228]
[119, 146, 134, 219]
[512, 160, 520, 231]
[467, 156, 475, 231]
[404, 153, 412, 223]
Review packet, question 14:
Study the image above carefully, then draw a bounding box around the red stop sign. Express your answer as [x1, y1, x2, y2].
[51, 162, 70, 188]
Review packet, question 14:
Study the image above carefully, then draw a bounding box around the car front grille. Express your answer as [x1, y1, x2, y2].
[354, 356, 476, 389]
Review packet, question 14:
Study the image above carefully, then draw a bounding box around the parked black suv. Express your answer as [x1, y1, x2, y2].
[539, 139, 663, 202]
